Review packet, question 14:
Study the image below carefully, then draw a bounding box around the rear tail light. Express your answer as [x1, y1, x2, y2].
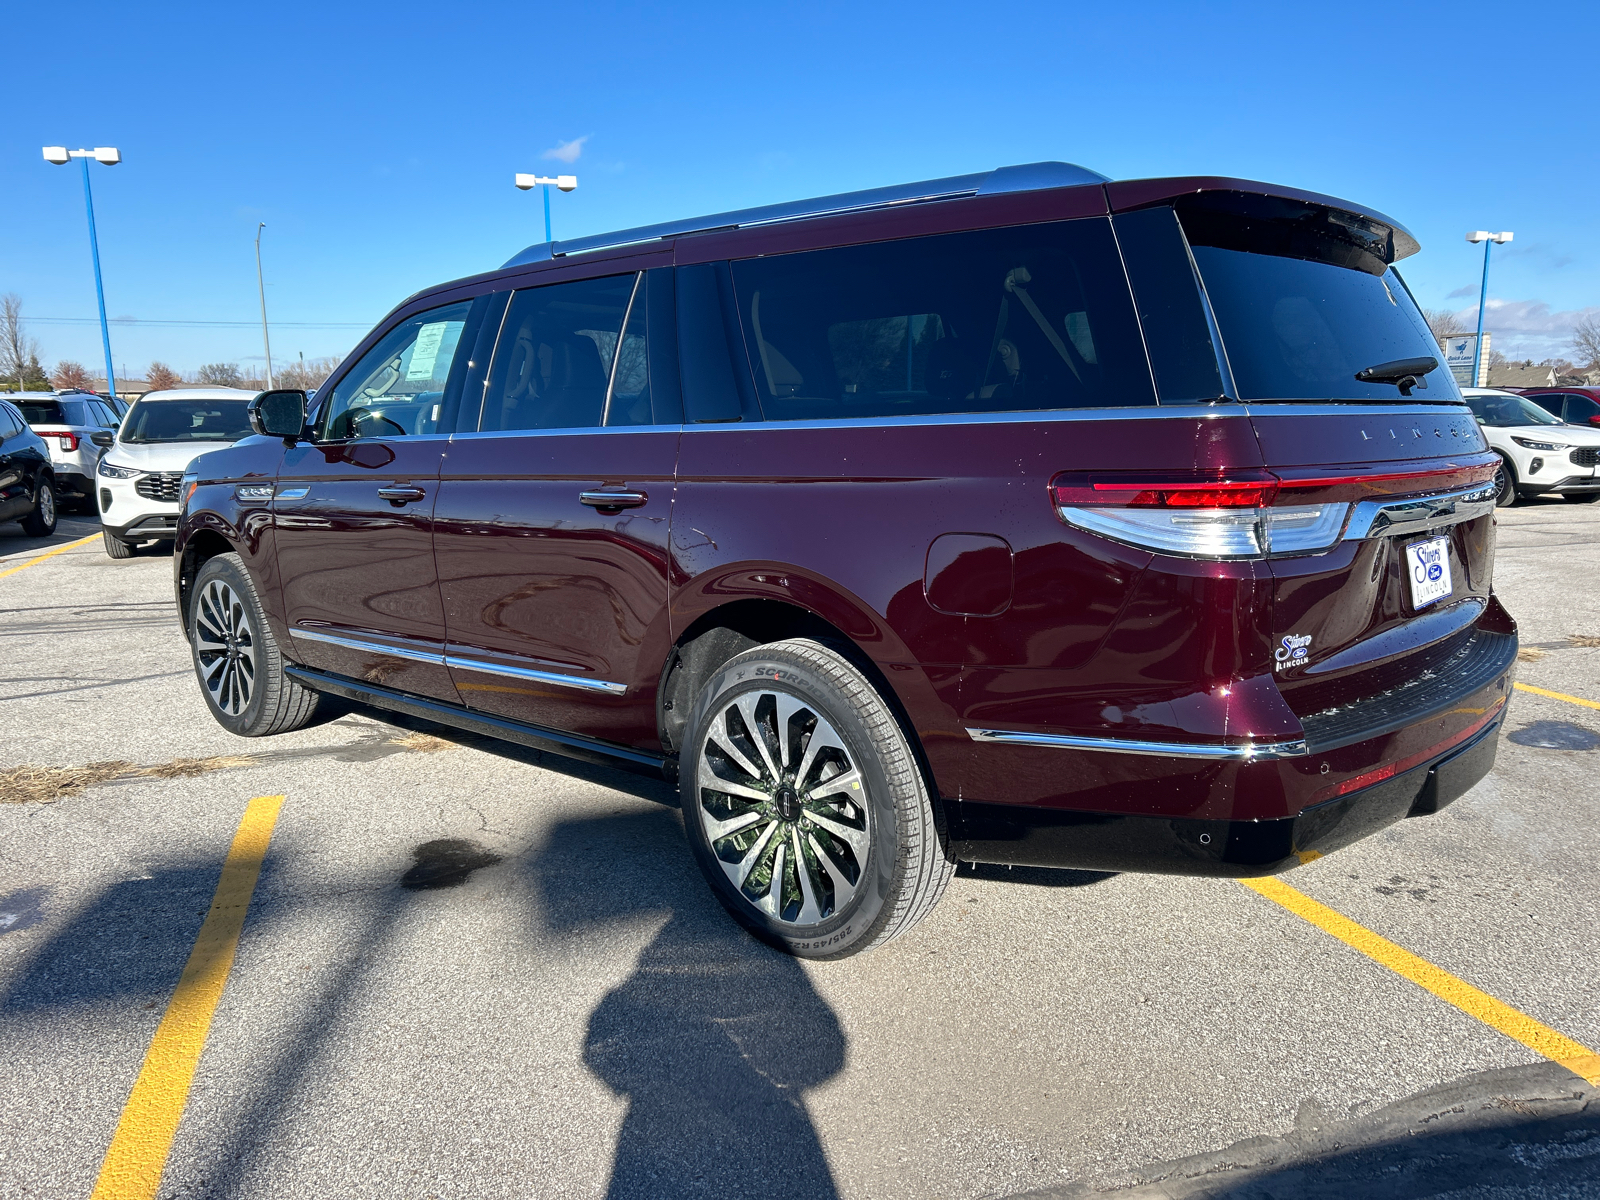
[50, 432, 79, 452]
[1052, 475, 1348, 560]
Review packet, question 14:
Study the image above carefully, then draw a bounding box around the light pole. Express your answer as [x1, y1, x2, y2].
[513, 173, 578, 243]
[43, 146, 120, 402]
[255, 222, 274, 389]
[1467, 230, 1513, 387]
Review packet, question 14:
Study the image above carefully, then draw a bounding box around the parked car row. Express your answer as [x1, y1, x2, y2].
[1460, 387, 1600, 506]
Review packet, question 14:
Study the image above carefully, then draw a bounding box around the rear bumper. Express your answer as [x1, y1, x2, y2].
[951, 710, 1504, 875]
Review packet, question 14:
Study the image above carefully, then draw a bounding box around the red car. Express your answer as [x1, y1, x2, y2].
[173, 163, 1515, 958]
[1516, 386, 1600, 429]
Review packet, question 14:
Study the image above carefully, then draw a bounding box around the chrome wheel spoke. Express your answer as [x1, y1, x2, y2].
[698, 686, 869, 929]
[196, 579, 256, 718]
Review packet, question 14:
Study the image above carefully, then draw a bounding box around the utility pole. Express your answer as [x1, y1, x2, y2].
[255, 223, 273, 389]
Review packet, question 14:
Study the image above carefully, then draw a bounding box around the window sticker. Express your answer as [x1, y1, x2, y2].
[405, 322, 450, 381]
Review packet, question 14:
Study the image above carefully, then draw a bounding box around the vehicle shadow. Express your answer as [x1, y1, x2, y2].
[526, 807, 846, 1200]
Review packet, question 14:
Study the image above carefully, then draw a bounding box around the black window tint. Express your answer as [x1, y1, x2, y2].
[1113, 207, 1226, 402]
[676, 263, 745, 423]
[481, 274, 637, 432]
[0, 403, 20, 438]
[1530, 394, 1562, 416]
[1571, 396, 1600, 422]
[604, 277, 651, 426]
[730, 218, 1154, 421]
[324, 300, 474, 440]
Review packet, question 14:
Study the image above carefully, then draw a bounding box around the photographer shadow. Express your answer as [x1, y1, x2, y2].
[528, 808, 845, 1200]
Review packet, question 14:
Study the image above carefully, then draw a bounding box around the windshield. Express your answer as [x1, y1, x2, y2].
[1177, 195, 1460, 403]
[120, 399, 253, 444]
[1463, 393, 1565, 427]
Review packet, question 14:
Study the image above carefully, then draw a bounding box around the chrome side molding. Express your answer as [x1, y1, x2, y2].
[289, 628, 627, 695]
[966, 727, 1310, 760]
[1343, 482, 1496, 542]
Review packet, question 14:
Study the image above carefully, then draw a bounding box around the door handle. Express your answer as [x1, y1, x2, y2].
[579, 490, 647, 509]
[377, 484, 427, 505]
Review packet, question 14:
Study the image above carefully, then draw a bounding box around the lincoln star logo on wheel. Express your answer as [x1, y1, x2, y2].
[1274, 634, 1312, 672]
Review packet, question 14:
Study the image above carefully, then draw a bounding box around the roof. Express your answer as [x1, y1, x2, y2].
[1487, 363, 1557, 389]
[137, 387, 258, 401]
[500, 161, 1419, 270]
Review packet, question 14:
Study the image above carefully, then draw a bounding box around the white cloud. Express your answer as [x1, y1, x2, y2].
[542, 136, 588, 164]
[1439, 298, 1600, 360]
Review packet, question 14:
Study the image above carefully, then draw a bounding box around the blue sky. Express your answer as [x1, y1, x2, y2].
[3, 0, 1596, 379]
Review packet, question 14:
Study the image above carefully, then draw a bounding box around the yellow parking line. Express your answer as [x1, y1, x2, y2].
[0, 533, 99, 581]
[90, 795, 286, 1200]
[1242, 876, 1600, 1086]
[1514, 681, 1600, 712]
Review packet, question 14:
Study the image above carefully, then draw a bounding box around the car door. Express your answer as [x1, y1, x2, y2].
[273, 295, 496, 702]
[0, 404, 28, 519]
[433, 266, 681, 749]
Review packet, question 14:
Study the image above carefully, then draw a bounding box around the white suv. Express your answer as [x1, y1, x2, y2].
[6, 391, 122, 512]
[1461, 387, 1600, 507]
[96, 388, 259, 558]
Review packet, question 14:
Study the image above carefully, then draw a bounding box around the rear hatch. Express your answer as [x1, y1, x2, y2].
[1167, 189, 1510, 753]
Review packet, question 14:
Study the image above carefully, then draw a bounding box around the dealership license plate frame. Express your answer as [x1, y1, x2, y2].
[1405, 535, 1453, 610]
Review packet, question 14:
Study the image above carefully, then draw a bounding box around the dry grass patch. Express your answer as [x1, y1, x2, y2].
[387, 731, 457, 753]
[1517, 647, 1549, 662]
[1568, 634, 1600, 648]
[0, 753, 261, 805]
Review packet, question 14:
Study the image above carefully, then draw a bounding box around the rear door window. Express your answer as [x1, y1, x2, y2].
[729, 219, 1155, 420]
[477, 274, 643, 431]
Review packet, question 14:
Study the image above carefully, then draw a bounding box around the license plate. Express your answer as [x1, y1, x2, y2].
[1405, 536, 1453, 609]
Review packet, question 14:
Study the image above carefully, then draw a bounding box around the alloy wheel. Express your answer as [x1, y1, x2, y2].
[37, 484, 54, 527]
[194, 578, 256, 716]
[696, 690, 870, 927]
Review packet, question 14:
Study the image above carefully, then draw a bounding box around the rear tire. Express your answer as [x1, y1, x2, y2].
[19, 479, 56, 536]
[188, 552, 324, 736]
[102, 530, 135, 559]
[1493, 455, 1518, 508]
[679, 638, 953, 959]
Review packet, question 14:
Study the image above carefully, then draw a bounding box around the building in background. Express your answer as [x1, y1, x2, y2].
[1486, 361, 1557, 389]
[1441, 333, 1489, 387]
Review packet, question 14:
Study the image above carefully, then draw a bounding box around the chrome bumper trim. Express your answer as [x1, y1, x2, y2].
[1343, 482, 1496, 541]
[966, 727, 1310, 761]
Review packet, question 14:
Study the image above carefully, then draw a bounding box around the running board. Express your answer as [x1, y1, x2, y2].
[284, 665, 673, 782]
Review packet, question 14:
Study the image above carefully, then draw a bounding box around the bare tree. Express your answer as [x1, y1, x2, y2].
[147, 362, 182, 391]
[1, 293, 43, 392]
[277, 354, 343, 391]
[1571, 313, 1600, 370]
[197, 362, 244, 387]
[1422, 307, 1470, 342]
[52, 360, 93, 391]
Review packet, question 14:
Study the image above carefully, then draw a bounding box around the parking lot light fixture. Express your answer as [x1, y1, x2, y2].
[513, 173, 579, 244]
[1466, 230, 1514, 388]
[43, 146, 121, 404]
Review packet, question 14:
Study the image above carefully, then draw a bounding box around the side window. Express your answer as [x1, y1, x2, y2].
[0, 403, 20, 438]
[91, 400, 118, 426]
[321, 300, 474, 440]
[1530, 393, 1563, 416]
[479, 274, 639, 432]
[1571, 396, 1600, 424]
[729, 218, 1155, 421]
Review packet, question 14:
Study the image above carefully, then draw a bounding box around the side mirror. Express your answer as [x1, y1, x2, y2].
[90, 430, 114, 449]
[249, 390, 308, 441]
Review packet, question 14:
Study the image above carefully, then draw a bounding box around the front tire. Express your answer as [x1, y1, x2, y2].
[1493, 455, 1518, 508]
[188, 552, 324, 736]
[19, 479, 56, 536]
[102, 530, 135, 559]
[679, 638, 953, 959]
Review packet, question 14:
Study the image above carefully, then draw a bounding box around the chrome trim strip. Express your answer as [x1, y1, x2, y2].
[966, 727, 1309, 760]
[443, 654, 627, 696]
[682, 406, 1247, 434]
[1241, 403, 1473, 418]
[1342, 482, 1497, 541]
[274, 487, 310, 500]
[448, 424, 683, 441]
[290, 627, 444, 665]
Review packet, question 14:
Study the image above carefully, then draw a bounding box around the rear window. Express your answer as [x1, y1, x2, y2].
[1176, 193, 1460, 403]
[120, 399, 253, 444]
[730, 219, 1155, 421]
[18, 400, 86, 425]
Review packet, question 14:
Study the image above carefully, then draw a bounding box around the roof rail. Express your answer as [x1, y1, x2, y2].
[501, 161, 1109, 269]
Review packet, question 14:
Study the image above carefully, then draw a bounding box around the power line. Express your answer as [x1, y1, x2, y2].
[28, 315, 372, 329]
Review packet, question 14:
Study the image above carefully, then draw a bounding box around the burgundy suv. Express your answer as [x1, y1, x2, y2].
[174, 162, 1516, 958]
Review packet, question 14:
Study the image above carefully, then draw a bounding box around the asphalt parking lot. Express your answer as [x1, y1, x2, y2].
[2, 502, 1598, 1200]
